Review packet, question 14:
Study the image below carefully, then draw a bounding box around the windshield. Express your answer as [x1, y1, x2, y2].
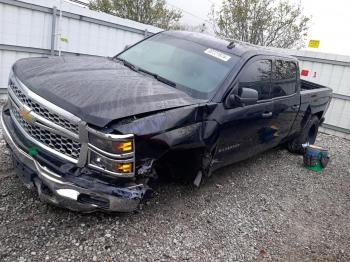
[117, 33, 240, 99]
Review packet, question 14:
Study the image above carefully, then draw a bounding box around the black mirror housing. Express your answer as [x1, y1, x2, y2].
[238, 87, 258, 105]
[227, 87, 258, 108]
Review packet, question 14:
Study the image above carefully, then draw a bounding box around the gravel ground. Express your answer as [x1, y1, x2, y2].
[0, 106, 349, 261]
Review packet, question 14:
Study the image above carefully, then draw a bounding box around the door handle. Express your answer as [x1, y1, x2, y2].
[262, 112, 273, 118]
[292, 104, 299, 110]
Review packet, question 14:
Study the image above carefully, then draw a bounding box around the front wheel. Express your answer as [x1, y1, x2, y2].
[287, 115, 320, 154]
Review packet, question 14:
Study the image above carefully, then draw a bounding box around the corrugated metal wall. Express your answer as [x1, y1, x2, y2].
[1, 0, 349, 139]
[0, 50, 39, 92]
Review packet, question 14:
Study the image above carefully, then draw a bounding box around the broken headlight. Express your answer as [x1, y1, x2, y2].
[87, 130, 135, 176]
[89, 149, 133, 175]
[89, 132, 133, 155]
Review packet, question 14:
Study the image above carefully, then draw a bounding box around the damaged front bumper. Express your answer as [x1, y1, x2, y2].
[1, 110, 147, 213]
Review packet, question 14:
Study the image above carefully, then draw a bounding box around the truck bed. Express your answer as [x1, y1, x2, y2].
[300, 80, 332, 112]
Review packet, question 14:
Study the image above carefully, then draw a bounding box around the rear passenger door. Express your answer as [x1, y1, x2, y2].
[271, 59, 300, 143]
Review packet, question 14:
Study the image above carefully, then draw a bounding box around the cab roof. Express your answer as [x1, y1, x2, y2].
[164, 31, 297, 61]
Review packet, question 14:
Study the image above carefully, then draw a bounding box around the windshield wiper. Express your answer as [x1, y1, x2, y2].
[114, 58, 176, 88]
[139, 68, 177, 88]
[114, 57, 138, 72]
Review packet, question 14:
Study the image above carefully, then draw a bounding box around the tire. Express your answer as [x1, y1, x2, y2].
[287, 115, 320, 154]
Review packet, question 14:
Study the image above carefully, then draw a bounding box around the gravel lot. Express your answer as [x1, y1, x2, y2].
[0, 102, 349, 261]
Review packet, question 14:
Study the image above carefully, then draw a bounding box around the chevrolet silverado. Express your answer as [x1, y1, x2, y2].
[1, 31, 332, 212]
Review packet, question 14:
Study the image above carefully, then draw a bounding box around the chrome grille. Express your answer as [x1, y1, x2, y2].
[12, 107, 81, 160]
[9, 80, 79, 134]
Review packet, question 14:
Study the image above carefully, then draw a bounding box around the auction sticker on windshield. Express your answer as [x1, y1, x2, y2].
[204, 48, 231, 62]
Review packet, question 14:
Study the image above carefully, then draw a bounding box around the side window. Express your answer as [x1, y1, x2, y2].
[272, 60, 297, 98]
[238, 60, 272, 100]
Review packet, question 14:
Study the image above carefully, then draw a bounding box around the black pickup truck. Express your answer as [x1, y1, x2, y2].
[1, 31, 332, 212]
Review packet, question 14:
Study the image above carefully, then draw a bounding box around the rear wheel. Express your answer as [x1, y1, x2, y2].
[287, 115, 320, 154]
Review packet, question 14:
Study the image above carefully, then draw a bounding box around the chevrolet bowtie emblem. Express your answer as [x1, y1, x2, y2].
[19, 108, 34, 123]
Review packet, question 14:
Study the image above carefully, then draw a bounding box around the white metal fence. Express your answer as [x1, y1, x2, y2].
[1, 0, 350, 139]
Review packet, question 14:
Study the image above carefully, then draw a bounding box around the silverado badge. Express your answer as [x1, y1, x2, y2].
[19, 108, 34, 123]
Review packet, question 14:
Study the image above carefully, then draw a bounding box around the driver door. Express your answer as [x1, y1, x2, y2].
[215, 57, 277, 166]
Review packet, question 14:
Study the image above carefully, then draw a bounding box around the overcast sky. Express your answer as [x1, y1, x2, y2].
[77, 0, 350, 56]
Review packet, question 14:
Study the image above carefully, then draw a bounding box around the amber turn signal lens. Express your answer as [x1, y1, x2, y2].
[113, 141, 133, 153]
[89, 133, 134, 155]
[115, 163, 133, 173]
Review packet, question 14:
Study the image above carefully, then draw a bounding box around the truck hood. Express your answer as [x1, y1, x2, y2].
[13, 56, 202, 127]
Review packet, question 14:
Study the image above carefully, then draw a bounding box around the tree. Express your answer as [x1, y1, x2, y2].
[210, 0, 310, 48]
[88, 0, 182, 30]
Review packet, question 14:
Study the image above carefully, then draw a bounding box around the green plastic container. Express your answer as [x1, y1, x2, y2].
[303, 145, 329, 172]
[306, 160, 323, 172]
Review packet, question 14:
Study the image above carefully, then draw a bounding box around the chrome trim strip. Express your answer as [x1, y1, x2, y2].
[35, 162, 68, 185]
[88, 148, 134, 163]
[77, 143, 89, 167]
[257, 92, 298, 104]
[88, 143, 134, 159]
[30, 112, 79, 140]
[87, 126, 134, 140]
[77, 122, 89, 167]
[8, 87, 30, 111]
[88, 163, 134, 177]
[10, 109, 79, 164]
[78, 122, 89, 143]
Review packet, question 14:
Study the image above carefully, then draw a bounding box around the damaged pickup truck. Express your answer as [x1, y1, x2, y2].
[1, 31, 332, 212]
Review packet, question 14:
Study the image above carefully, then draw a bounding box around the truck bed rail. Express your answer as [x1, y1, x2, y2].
[301, 79, 327, 90]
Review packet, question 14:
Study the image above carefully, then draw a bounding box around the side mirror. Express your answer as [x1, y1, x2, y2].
[227, 87, 258, 107]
